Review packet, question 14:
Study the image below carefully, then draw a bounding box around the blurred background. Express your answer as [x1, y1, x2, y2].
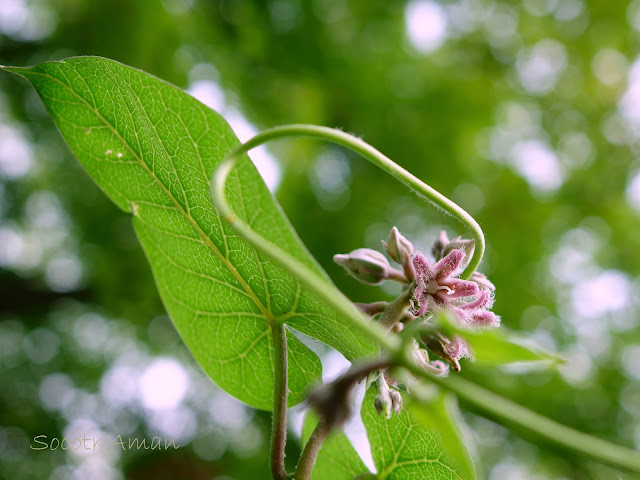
[1, 0, 640, 478]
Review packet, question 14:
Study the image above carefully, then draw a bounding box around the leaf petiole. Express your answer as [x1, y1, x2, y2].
[271, 323, 289, 480]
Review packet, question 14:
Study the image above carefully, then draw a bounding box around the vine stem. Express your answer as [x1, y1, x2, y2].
[298, 358, 394, 479]
[295, 417, 330, 480]
[270, 323, 288, 480]
[210, 124, 640, 475]
[214, 124, 484, 279]
[428, 374, 640, 473]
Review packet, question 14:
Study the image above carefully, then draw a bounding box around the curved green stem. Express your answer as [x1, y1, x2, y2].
[212, 151, 400, 356]
[271, 323, 289, 480]
[216, 124, 484, 278]
[210, 124, 640, 475]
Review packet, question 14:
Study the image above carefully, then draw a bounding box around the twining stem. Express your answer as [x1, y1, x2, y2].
[308, 358, 395, 430]
[210, 124, 640, 475]
[214, 124, 484, 279]
[298, 358, 394, 479]
[270, 323, 288, 480]
[295, 417, 330, 480]
[212, 162, 401, 356]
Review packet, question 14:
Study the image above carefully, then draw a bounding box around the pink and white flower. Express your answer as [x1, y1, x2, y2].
[409, 249, 500, 329]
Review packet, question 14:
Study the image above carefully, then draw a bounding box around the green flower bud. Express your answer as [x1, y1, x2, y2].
[444, 237, 475, 261]
[366, 369, 381, 390]
[374, 375, 402, 418]
[374, 393, 392, 418]
[389, 389, 403, 414]
[431, 230, 475, 261]
[374, 375, 392, 418]
[431, 230, 450, 260]
[382, 226, 414, 266]
[333, 248, 392, 285]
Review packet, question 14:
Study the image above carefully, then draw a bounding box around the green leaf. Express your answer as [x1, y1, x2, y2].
[3, 57, 377, 410]
[362, 386, 476, 480]
[302, 411, 370, 480]
[435, 312, 562, 367]
[407, 391, 479, 480]
[461, 327, 562, 366]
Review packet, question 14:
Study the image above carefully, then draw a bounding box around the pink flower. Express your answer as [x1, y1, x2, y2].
[443, 336, 470, 360]
[409, 249, 500, 328]
[450, 289, 500, 328]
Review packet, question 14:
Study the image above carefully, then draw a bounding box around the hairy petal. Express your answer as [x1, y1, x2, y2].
[433, 249, 465, 279]
[470, 271, 496, 292]
[425, 360, 449, 376]
[450, 306, 473, 324]
[411, 252, 433, 282]
[468, 310, 501, 328]
[410, 284, 426, 316]
[458, 290, 492, 310]
[439, 279, 479, 300]
[416, 294, 430, 317]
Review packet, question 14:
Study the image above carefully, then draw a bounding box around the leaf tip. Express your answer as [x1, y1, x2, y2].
[1, 65, 29, 76]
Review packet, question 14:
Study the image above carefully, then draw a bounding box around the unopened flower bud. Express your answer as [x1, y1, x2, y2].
[431, 230, 450, 260]
[388, 389, 403, 414]
[366, 369, 381, 389]
[444, 237, 475, 262]
[421, 334, 460, 372]
[374, 393, 392, 418]
[334, 248, 392, 285]
[375, 375, 393, 418]
[431, 230, 475, 263]
[382, 227, 414, 266]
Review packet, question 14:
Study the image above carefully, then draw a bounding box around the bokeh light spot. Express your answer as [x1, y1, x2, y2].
[24, 328, 59, 364]
[592, 49, 628, 87]
[516, 39, 567, 94]
[405, 0, 448, 54]
[45, 255, 84, 292]
[138, 358, 188, 410]
[512, 140, 564, 193]
[0, 124, 33, 179]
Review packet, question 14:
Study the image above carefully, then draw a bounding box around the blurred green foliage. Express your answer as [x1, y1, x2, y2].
[1, 0, 640, 478]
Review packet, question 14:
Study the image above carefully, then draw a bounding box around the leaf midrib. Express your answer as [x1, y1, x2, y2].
[25, 65, 275, 322]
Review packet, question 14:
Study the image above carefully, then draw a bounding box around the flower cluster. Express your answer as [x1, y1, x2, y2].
[334, 227, 500, 380]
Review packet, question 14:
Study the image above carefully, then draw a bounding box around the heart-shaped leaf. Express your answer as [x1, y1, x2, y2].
[3, 57, 377, 409]
[362, 386, 476, 480]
